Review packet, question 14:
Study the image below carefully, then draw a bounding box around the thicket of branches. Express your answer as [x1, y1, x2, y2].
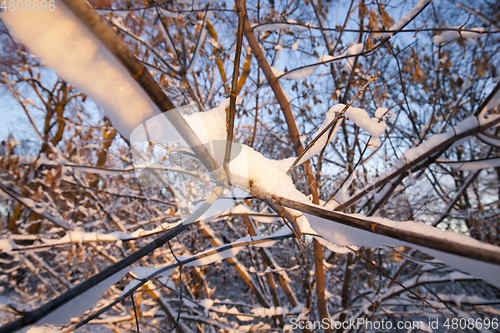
[1, 0, 500, 332]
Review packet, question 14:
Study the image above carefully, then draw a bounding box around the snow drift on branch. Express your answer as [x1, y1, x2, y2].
[1, 4, 162, 138]
[304, 211, 500, 288]
[36, 267, 130, 326]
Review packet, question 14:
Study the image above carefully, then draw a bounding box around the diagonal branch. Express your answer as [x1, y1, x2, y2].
[224, 0, 246, 177]
[60, 0, 220, 177]
[337, 114, 500, 211]
[269, 196, 500, 265]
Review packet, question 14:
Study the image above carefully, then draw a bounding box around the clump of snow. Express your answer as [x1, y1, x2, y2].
[0, 239, 17, 253]
[333, 172, 356, 204]
[343, 104, 387, 137]
[392, 116, 479, 170]
[42, 230, 129, 245]
[271, 44, 366, 81]
[224, 204, 281, 224]
[366, 137, 380, 150]
[200, 298, 214, 316]
[37, 267, 130, 326]
[120, 279, 142, 297]
[296, 106, 343, 166]
[343, 43, 364, 72]
[253, 23, 290, 32]
[374, 107, 393, 121]
[374, 107, 388, 119]
[133, 266, 175, 280]
[1, 4, 162, 139]
[296, 104, 386, 166]
[437, 157, 500, 171]
[26, 327, 60, 333]
[479, 89, 500, 117]
[315, 236, 354, 254]
[179, 246, 243, 266]
[158, 7, 184, 19]
[229, 146, 309, 202]
[281, 66, 319, 80]
[295, 215, 316, 235]
[379, 0, 433, 39]
[304, 210, 500, 288]
[131, 97, 310, 219]
[433, 27, 484, 44]
[390, 0, 433, 32]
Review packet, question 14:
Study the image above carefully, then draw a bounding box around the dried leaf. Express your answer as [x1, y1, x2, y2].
[476, 66, 486, 77]
[366, 36, 374, 50]
[45, 171, 54, 186]
[412, 63, 424, 83]
[359, 1, 368, 18]
[380, 5, 395, 29]
[368, 10, 378, 28]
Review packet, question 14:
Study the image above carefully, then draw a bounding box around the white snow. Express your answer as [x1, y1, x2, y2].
[131, 98, 310, 212]
[483, 88, 500, 116]
[178, 226, 291, 266]
[390, 0, 433, 32]
[229, 146, 309, 202]
[281, 66, 319, 80]
[392, 116, 480, 170]
[122, 226, 292, 289]
[120, 279, 142, 297]
[477, 133, 500, 147]
[437, 157, 500, 171]
[179, 246, 242, 266]
[186, 27, 208, 74]
[272, 45, 366, 80]
[295, 106, 343, 166]
[271, 66, 285, 78]
[433, 27, 484, 44]
[26, 328, 60, 333]
[200, 298, 214, 315]
[374, 107, 393, 121]
[436, 293, 493, 307]
[1, 4, 162, 138]
[43, 230, 128, 244]
[0, 239, 17, 253]
[343, 43, 363, 72]
[334, 172, 356, 204]
[343, 104, 387, 137]
[37, 222, 182, 246]
[36, 267, 130, 326]
[253, 23, 290, 32]
[295, 104, 386, 166]
[224, 205, 281, 224]
[134, 266, 175, 280]
[303, 211, 500, 288]
[158, 7, 183, 19]
[177, 0, 219, 4]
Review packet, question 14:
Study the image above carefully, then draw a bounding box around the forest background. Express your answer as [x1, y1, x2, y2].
[1, 0, 500, 332]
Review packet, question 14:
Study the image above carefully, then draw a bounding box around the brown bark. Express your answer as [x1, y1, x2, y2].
[233, 0, 329, 328]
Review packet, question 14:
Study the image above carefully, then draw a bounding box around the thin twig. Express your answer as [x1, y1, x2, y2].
[346, 246, 449, 316]
[286, 71, 380, 174]
[131, 293, 141, 333]
[165, 240, 183, 332]
[224, 0, 246, 178]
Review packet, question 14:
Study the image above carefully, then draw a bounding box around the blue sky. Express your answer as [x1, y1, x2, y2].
[0, 86, 34, 141]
